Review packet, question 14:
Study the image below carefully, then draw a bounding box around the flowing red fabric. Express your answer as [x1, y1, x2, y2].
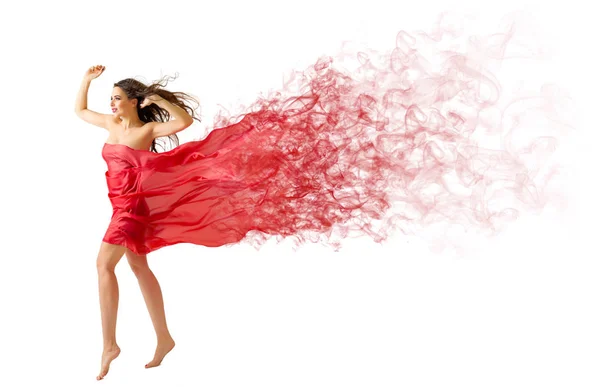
[102, 107, 394, 255]
[102, 21, 570, 255]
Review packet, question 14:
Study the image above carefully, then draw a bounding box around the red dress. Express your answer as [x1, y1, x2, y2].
[101, 53, 561, 255]
[101, 123, 255, 256]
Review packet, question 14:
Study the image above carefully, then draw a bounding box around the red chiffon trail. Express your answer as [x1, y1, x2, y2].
[101, 20, 570, 255]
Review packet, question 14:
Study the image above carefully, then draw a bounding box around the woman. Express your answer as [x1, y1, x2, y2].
[75, 65, 201, 380]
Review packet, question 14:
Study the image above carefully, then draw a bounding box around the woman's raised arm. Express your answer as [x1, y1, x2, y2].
[75, 65, 110, 130]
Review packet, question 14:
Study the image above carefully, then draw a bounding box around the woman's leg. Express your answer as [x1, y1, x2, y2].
[96, 241, 127, 380]
[125, 249, 176, 368]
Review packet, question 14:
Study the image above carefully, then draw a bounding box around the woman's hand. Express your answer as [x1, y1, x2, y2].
[140, 94, 164, 108]
[85, 65, 105, 81]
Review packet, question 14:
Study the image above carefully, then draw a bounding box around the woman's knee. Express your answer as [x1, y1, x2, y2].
[96, 242, 126, 272]
[125, 250, 150, 275]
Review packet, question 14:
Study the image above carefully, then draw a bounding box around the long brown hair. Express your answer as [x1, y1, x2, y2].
[114, 73, 201, 153]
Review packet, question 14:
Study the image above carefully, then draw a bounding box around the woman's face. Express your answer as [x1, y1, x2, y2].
[110, 87, 136, 116]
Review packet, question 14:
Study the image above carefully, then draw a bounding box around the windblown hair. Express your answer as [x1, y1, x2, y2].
[114, 74, 201, 153]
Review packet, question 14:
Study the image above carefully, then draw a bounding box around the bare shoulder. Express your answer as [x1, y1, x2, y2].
[140, 121, 157, 140]
[76, 109, 111, 130]
[105, 115, 121, 132]
[105, 119, 156, 149]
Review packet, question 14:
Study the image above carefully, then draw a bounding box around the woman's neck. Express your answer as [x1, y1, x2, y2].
[119, 116, 144, 130]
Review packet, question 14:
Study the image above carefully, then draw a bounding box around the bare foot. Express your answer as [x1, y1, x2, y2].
[145, 338, 175, 368]
[97, 345, 121, 380]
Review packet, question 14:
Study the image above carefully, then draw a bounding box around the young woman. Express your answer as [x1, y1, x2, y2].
[75, 65, 201, 380]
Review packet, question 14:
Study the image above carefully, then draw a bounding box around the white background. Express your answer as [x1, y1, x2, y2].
[0, 0, 597, 386]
